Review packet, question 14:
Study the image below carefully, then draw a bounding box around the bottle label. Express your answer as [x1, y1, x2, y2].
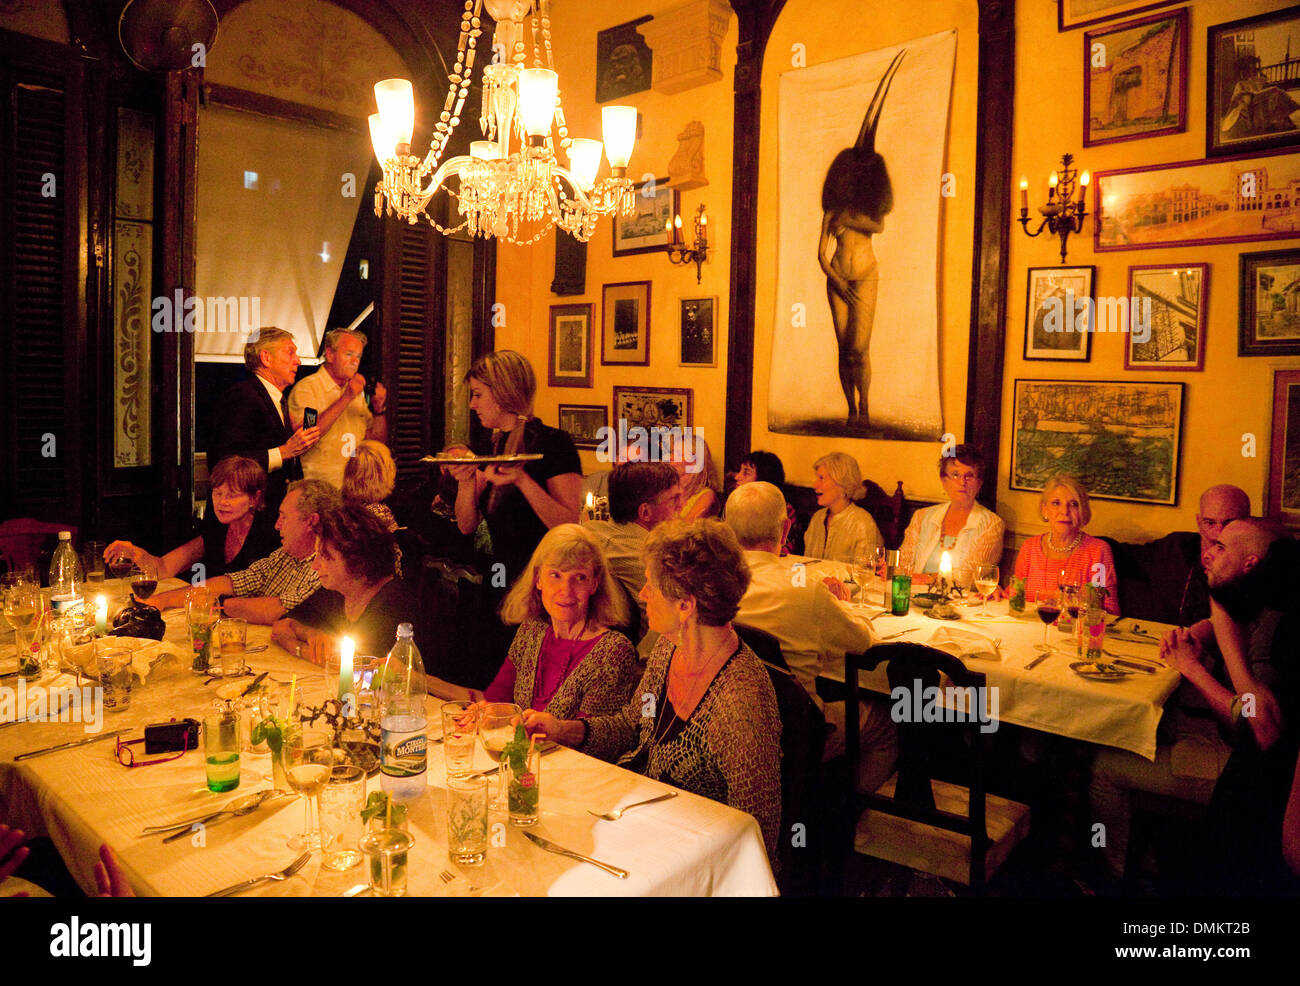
[393, 736, 427, 760]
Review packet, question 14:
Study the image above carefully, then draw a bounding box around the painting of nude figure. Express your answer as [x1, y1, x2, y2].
[771, 31, 955, 441]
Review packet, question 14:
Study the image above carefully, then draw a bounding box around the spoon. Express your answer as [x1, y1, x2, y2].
[161, 789, 285, 842]
[587, 790, 678, 821]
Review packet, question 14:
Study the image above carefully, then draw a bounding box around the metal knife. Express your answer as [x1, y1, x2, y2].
[522, 830, 628, 879]
[161, 790, 295, 843]
[14, 729, 129, 761]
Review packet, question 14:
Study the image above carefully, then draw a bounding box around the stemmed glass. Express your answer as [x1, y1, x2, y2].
[129, 559, 159, 603]
[852, 547, 876, 610]
[973, 564, 1000, 617]
[2, 572, 34, 651]
[1035, 589, 1062, 654]
[107, 549, 134, 581]
[281, 727, 333, 851]
[478, 702, 522, 812]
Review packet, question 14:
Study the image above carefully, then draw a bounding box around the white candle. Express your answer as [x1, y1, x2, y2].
[95, 596, 108, 635]
[339, 636, 354, 702]
[939, 552, 952, 578]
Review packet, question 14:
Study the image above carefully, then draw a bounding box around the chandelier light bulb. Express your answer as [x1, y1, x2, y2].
[374, 79, 415, 148]
[471, 140, 502, 160]
[567, 138, 603, 191]
[602, 106, 637, 171]
[518, 68, 558, 139]
[368, 113, 395, 163]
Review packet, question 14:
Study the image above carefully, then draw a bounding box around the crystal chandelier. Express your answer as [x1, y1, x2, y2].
[368, 0, 638, 244]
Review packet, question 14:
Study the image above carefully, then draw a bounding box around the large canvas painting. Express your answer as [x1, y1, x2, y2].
[769, 31, 956, 440]
[1011, 379, 1184, 505]
[1207, 6, 1300, 158]
[1094, 151, 1300, 250]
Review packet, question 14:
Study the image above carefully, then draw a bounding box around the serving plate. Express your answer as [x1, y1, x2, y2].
[1070, 661, 1131, 681]
[421, 453, 545, 466]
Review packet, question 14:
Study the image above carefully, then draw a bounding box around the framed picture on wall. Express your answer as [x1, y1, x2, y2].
[1239, 248, 1300, 356]
[596, 16, 653, 103]
[548, 303, 593, 388]
[612, 177, 676, 257]
[1124, 263, 1208, 370]
[1011, 378, 1184, 505]
[558, 404, 609, 450]
[1207, 6, 1300, 158]
[1083, 8, 1187, 147]
[1023, 266, 1095, 361]
[613, 386, 693, 432]
[1269, 369, 1300, 528]
[1058, 0, 1182, 32]
[601, 281, 651, 365]
[1095, 152, 1300, 251]
[679, 296, 717, 366]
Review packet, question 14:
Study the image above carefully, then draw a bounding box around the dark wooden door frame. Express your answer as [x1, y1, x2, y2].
[724, 0, 1015, 510]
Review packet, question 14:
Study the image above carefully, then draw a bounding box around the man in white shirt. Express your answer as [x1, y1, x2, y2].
[726, 481, 897, 791]
[289, 328, 389, 489]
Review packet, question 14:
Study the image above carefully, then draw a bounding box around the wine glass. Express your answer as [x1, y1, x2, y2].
[1035, 589, 1062, 654]
[478, 702, 522, 811]
[107, 549, 134, 581]
[852, 547, 876, 610]
[129, 559, 158, 603]
[973, 564, 999, 617]
[281, 727, 333, 850]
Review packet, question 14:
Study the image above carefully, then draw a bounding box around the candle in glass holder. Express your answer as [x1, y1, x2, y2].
[939, 551, 953, 596]
[339, 636, 354, 703]
[95, 596, 108, 635]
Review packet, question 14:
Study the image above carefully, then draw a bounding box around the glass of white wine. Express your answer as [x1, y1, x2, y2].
[973, 564, 1000, 618]
[852, 547, 876, 611]
[478, 702, 522, 812]
[3, 576, 40, 654]
[281, 727, 333, 851]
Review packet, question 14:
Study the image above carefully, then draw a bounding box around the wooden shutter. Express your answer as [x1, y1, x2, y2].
[384, 220, 442, 482]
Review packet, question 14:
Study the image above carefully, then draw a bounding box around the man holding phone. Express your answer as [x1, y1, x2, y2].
[289, 328, 389, 489]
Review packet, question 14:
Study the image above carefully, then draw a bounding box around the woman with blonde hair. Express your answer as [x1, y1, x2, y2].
[447, 350, 583, 585]
[425, 524, 639, 718]
[1012, 474, 1119, 614]
[671, 432, 722, 521]
[804, 451, 880, 563]
[343, 439, 398, 532]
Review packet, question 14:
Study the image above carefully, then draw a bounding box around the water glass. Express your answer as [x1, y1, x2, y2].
[890, 575, 912, 616]
[1058, 585, 1078, 634]
[15, 626, 42, 680]
[97, 647, 133, 711]
[506, 746, 541, 827]
[215, 618, 248, 676]
[82, 542, 107, 584]
[447, 774, 489, 865]
[187, 587, 217, 674]
[360, 829, 413, 896]
[319, 765, 366, 871]
[203, 711, 241, 793]
[441, 701, 478, 778]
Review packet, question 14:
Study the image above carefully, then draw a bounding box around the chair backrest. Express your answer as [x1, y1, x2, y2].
[614, 580, 640, 647]
[846, 642, 993, 881]
[0, 519, 78, 577]
[735, 622, 790, 673]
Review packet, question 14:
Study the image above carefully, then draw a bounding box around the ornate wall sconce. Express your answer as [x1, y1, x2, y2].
[666, 203, 709, 283]
[1018, 153, 1089, 263]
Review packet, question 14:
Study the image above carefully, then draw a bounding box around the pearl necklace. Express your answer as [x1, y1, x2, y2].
[1044, 531, 1083, 554]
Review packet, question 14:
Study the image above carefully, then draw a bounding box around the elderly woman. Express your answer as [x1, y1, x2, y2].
[671, 434, 722, 521]
[105, 455, 277, 580]
[343, 439, 398, 532]
[898, 444, 1004, 581]
[425, 524, 640, 718]
[271, 503, 419, 662]
[804, 451, 880, 563]
[523, 519, 783, 862]
[448, 351, 582, 586]
[1013, 474, 1119, 614]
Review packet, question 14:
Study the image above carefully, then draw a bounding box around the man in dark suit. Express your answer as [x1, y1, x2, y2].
[208, 326, 320, 512]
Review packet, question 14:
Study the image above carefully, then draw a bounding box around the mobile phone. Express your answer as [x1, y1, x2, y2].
[303, 407, 318, 429]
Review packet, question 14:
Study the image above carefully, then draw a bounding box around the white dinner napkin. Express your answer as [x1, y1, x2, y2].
[928, 625, 1002, 662]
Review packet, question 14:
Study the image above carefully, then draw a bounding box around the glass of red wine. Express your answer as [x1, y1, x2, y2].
[107, 550, 134, 581]
[129, 560, 158, 602]
[1035, 589, 1061, 654]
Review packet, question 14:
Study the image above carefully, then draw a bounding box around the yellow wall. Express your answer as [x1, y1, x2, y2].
[492, 1, 739, 476]
[496, 0, 1300, 547]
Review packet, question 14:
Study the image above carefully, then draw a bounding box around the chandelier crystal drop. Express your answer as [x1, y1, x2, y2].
[369, 0, 638, 244]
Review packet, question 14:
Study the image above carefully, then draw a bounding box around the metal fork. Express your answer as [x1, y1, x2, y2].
[205, 851, 311, 897]
[587, 790, 678, 821]
[440, 869, 481, 893]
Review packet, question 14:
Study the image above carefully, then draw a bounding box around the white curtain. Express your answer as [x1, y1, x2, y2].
[194, 105, 372, 362]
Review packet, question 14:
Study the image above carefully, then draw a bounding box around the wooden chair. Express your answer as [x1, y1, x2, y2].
[845, 643, 1030, 893]
[735, 622, 791, 674]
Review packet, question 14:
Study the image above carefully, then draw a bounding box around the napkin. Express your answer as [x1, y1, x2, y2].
[928, 625, 1002, 662]
[63, 637, 185, 683]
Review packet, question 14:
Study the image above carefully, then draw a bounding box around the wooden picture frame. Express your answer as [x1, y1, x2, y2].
[1207, 5, 1300, 158]
[679, 296, 717, 367]
[612, 386, 693, 432]
[1023, 266, 1095, 361]
[1011, 378, 1184, 505]
[1269, 369, 1300, 528]
[1059, 0, 1182, 32]
[547, 303, 593, 388]
[1239, 248, 1300, 357]
[601, 281, 651, 365]
[1124, 263, 1208, 370]
[1084, 8, 1187, 147]
[557, 403, 609, 450]
[1095, 151, 1300, 251]
[612, 177, 676, 257]
[596, 16, 653, 104]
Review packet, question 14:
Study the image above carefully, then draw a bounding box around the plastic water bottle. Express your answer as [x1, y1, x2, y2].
[48, 531, 85, 619]
[380, 623, 428, 803]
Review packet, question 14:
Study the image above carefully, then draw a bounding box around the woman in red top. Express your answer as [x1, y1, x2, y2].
[1013, 474, 1120, 615]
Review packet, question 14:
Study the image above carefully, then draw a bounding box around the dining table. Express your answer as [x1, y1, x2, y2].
[0, 579, 777, 897]
[799, 558, 1181, 761]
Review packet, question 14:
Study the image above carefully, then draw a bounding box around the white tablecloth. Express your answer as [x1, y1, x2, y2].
[0, 580, 776, 897]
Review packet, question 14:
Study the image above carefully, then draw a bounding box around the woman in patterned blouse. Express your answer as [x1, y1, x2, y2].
[425, 524, 640, 719]
[524, 519, 783, 864]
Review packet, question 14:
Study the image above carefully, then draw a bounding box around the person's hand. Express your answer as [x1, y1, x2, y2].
[93, 844, 134, 897]
[302, 631, 337, 667]
[103, 540, 145, 566]
[522, 709, 561, 738]
[821, 576, 849, 602]
[446, 462, 478, 484]
[371, 381, 387, 414]
[270, 619, 298, 655]
[1, 825, 31, 893]
[281, 425, 321, 459]
[346, 372, 367, 398]
[1161, 627, 1206, 675]
[483, 464, 524, 488]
